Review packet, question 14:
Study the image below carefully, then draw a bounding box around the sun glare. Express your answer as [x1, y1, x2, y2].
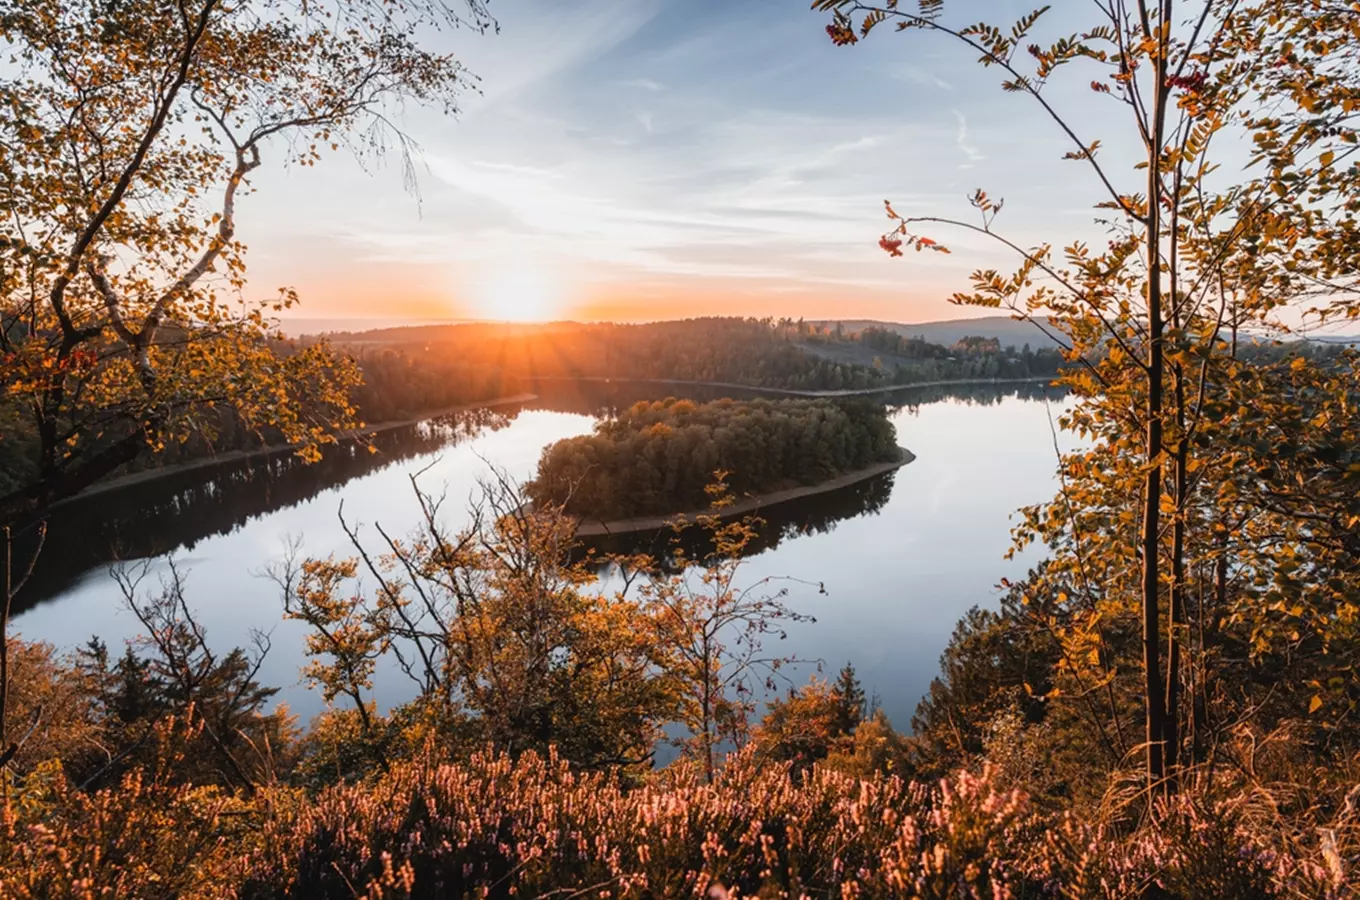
[469, 266, 565, 323]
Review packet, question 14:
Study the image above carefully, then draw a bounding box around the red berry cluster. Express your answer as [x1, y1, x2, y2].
[826, 23, 857, 46]
[1166, 70, 1208, 93]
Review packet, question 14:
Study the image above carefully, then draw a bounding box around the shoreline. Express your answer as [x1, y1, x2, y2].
[573, 446, 916, 538]
[531, 375, 1055, 398]
[60, 392, 540, 504]
[50, 374, 1040, 507]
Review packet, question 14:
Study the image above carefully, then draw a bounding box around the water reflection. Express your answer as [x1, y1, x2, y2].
[13, 407, 516, 614]
[578, 469, 897, 573]
[13, 379, 1063, 616]
[881, 379, 1058, 411]
[528, 376, 1060, 417]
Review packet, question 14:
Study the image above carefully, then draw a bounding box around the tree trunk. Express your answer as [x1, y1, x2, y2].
[1141, 7, 1171, 793]
[1141, 370, 1167, 791]
[1165, 440, 1188, 781]
[0, 520, 42, 778]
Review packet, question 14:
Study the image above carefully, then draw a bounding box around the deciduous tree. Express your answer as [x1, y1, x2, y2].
[0, 0, 492, 521]
[816, 0, 1360, 794]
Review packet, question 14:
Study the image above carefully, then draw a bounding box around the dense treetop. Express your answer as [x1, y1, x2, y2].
[526, 397, 902, 521]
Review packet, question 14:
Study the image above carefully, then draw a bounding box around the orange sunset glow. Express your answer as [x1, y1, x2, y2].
[238, 1, 1104, 328]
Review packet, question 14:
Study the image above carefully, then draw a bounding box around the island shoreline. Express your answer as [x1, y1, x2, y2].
[572, 446, 916, 538]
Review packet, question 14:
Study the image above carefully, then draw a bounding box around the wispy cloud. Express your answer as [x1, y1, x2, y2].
[245, 0, 1092, 321]
[896, 64, 954, 91]
[951, 110, 983, 169]
[458, 1, 664, 111]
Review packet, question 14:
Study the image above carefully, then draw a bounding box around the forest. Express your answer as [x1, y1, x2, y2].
[525, 397, 902, 520]
[2, 0, 1360, 897]
[326, 316, 1069, 392]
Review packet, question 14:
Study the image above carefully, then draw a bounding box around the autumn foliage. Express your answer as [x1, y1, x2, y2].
[816, 0, 1360, 802]
[3, 0, 1360, 895]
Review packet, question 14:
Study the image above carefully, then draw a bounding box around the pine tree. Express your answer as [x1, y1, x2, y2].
[832, 663, 866, 736]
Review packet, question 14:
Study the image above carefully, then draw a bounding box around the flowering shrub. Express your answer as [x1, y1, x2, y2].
[233, 750, 1353, 898]
[3, 736, 1352, 898]
[239, 750, 1039, 899]
[0, 716, 265, 899]
[1030, 789, 1359, 900]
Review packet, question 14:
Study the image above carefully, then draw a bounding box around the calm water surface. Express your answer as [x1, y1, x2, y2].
[14, 382, 1075, 732]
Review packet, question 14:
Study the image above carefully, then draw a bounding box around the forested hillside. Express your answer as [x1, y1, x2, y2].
[325, 316, 1068, 392]
[526, 397, 901, 520]
[0, 344, 527, 499]
[814, 315, 1046, 348]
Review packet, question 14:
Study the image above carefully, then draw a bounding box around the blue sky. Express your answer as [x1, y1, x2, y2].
[245, 0, 1132, 324]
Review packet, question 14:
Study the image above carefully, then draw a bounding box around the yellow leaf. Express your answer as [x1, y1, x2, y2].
[1309, 695, 1323, 714]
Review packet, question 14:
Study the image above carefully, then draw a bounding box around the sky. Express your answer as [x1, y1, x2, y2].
[242, 0, 1136, 326]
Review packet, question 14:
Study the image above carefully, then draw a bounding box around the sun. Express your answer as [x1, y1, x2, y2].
[468, 265, 566, 323]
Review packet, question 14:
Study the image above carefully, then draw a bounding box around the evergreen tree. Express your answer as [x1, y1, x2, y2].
[832, 663, 866, 736]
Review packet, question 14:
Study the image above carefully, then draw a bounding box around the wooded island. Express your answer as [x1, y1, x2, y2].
[525, 397, 904, 522]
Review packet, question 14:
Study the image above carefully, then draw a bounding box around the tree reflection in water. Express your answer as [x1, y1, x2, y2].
[578, 468, 898, 577]
[12, 380, 1065, 613]
[12, 407, 517, 613]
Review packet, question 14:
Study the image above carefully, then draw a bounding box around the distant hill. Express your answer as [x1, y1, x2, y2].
[1308, 333, 1360, 347]
[813, 316, 1053, 350]
[294, 314, 1356, 352]
[312, 320, 586, 345]
[278, 316, 474, 338]
[307, 315, 1058, 350]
